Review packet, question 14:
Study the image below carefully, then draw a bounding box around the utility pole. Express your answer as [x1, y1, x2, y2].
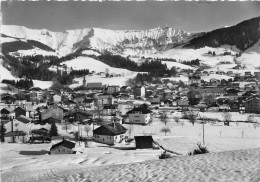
[202, 120, 205, 145]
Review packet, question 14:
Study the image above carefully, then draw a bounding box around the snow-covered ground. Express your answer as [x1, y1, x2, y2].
[1, 111, 260, 182]
[162, 61, 195, 70]
[9, 48, 58, 57]
[161, 76, 189, 83]
[62, 56, 137, 75]
[3, 147, 259, 182]
[0, 59, 18, 81]
[70, 74, 137, 88]
[142, 46, 260, 70]
[81, 50, 101, 56]
[32, 80, 53, 89]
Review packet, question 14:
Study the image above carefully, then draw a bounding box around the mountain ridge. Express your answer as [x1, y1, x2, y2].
[1, 25, 196, 56]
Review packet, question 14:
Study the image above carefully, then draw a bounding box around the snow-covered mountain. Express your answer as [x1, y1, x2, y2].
[1, 25, 195, 56]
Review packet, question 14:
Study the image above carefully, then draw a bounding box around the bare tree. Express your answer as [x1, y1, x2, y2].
[223, 112, 231, 122]
[127, 124, 134, 138]
[84, 125, 92, 137]
[174, 117, 180, 124]
[187, 112, 197, 126]
[62, 121, 72, 133]
[161, 127, 171, 136]
[159, 112, 169, 126]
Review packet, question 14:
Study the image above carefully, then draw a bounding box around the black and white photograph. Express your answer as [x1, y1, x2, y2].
[1, 1, 260, 181]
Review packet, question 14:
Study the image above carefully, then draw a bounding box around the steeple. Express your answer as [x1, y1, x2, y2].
[83, 76, 86, 87]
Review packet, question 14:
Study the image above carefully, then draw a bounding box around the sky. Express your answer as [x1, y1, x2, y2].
[1, 1, 260, 33]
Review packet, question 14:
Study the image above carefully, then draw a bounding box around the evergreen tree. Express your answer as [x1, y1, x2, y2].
[49, 123, 58, 137]
[0, 124, 7, 142]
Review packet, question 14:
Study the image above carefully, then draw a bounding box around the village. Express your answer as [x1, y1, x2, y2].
[1, 67, 260, 162]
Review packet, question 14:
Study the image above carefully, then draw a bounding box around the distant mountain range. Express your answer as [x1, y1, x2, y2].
[1, 26, 196, 56]
[1, 16, 259, 57]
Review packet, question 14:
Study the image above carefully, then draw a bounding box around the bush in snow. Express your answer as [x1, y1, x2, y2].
[188, 143, 209, 156]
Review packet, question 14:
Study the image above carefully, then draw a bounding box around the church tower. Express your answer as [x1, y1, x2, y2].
[83, 76, 86, 87]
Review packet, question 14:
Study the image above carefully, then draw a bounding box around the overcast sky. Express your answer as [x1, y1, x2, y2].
[2, 1, 260, 32]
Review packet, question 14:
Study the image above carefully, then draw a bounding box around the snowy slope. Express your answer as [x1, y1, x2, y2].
[161, 61, 195, 70]
[9, 48, 58, 57]
[81, 50, 101, 56]
[32, 80, 53, 89]
[0, 59, 17, 81]
[62, 56, 137, 75]
[143, 46, 260, 70]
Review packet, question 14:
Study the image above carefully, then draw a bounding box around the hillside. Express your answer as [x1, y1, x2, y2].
[184, 16, 260, 51]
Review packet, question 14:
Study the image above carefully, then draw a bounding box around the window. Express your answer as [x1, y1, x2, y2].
[63, 149, 65, 152]
[15, 123, 19, 127]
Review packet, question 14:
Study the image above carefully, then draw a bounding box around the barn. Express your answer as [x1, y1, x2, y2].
[50, 139, 76, 154]
[134, 136, 154, 149]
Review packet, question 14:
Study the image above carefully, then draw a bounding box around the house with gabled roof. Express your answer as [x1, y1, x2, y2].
[1, 107, 15, 120]
[50, 139, 76, 154]
[14, 106, 26, 118]
[126, 106, 152, 125]
[93, 123, 127, 145]
[4, 115, 32, 142]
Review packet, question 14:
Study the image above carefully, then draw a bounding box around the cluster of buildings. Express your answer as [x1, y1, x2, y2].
[1, 67, 260, 153]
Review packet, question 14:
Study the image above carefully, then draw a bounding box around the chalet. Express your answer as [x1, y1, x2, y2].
[50, 139, 76, 154]
[126, 106, 152, 125]
[107, 85, 120, 94]
[83, 98, 94, 108]
[199, 86, 226, 98]
[189, 74, 201, 86]
[1, 95, 16, 104]
[93, 123, 127, 145]
[149, 96, 160, 105]
[96, 72, 106, 77]
[164, 99, 173, 107]
[134, 136, 154, 149]
[39, 106, 63, 121]
[1, 107, 15, 120]
[132, 85, 145, 99]
[14, 106, 26, 118]
[210, 78, 221, 85]
[110, 115, 124, 125]
[226, 89, 239, 96]
[4, 115, 32, 142]
[94, 93, 114, 108]
[245, 71, 252, 77]
[177, 100, 189, 108]
[202, 71, 209, 75]
[244, 97, 260, 113]
[5, 115, 31, 131]
[15, 100, 27, 106]
[219, 104, 230, 112]
[226, 71, 234, 76]
[120, 86, 131, 93]
[116, 93, 131, 100]
[103, 105, 118, 116]
[62, 100, 76, 109]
